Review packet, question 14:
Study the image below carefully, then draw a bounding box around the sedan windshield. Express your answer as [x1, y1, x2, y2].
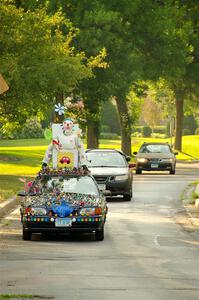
[139, 144, 171, 154]
[86, 152, 127, 167]
[40, 176, 98, 195]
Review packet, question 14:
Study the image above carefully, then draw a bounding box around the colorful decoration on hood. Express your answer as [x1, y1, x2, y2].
[52, 200, 73, 217]
[38, 167, 90, 177]
[23, 192, 99, 209]
[54, 103, 65, 115]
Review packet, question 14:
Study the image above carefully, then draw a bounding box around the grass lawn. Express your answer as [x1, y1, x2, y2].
[0, 135, 198, 201]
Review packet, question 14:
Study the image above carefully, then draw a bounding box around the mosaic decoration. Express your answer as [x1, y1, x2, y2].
[38, 167, 90, 177]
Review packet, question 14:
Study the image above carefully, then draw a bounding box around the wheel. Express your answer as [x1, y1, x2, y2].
[23, 229, 32, 240]
[170, 169, 175, 174]
[95, 226, 104, 241]
[123, 189, 132, 201]
[136, 169, 142, 174]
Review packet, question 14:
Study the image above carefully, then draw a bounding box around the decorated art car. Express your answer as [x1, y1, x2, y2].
[19, 168, 108, 241]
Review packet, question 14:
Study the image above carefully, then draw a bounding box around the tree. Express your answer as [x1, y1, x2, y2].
[63, 0, 195, 155]
[0, 0, 91, 128]
[165, 0, 199, 150]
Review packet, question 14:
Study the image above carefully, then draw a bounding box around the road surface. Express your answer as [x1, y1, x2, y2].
[0, 164, 199, 300]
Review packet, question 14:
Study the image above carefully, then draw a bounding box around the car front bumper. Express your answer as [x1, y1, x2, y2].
[137, 162, 174, 171]
[23, 216, 105, 234]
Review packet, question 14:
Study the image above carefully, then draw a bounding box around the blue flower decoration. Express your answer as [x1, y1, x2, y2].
[52, 200, 73, 217]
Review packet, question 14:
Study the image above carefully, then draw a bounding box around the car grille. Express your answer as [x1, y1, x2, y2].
[148, 158, 169, 162]
[93, 176, 109, 184]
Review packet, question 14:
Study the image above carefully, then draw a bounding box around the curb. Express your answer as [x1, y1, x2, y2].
[183, 183, 199, 228]
[0, 196, 20, 219]
[176, 160, 199, 164]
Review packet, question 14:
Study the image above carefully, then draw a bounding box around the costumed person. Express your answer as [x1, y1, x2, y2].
[42, 117, 87, 170]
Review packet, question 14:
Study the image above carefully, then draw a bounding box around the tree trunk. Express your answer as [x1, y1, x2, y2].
[87, 120, 99, 148]
[115, 97, 132, 156]
[174, 95, 184, 151]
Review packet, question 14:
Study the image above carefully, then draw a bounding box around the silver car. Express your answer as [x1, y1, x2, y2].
[86, 149, 134, 201]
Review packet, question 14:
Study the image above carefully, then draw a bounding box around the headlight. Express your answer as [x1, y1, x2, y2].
[80, 207, 95, 216]
[31, 207, 47, 216]
[80, 207, 102, 216]
[137, 158, 147, 163]
[115, 174, 128, 181]
[161, 158, 173, 162]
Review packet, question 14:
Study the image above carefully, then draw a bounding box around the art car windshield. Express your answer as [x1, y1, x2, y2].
[37, 176, 99, 195]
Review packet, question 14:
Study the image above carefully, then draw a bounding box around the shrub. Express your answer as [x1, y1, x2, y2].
[101, 125, 111, 133]
[195, 128, 199, 135]
[100, 132, 120, 139]
[183, 128, 191, 136]
[151, 133, 167, 139]
[153, 125, 167, 134]
[132, 126, 143, 133]
[132, 132, 142, 138]
[0, 122, 20, 139]
[142, 126, 152, 137]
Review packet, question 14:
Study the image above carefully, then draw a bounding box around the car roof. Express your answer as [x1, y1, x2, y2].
[86, 148, 126, 155]
[140, 142, 170, 146]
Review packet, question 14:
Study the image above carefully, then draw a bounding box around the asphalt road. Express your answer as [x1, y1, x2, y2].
[0, 164, 199, 300]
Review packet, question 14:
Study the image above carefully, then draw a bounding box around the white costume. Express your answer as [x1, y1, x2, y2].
[43, 119, 87, 168]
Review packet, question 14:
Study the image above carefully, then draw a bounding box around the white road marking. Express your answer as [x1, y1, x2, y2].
[154, 235, 160, 247]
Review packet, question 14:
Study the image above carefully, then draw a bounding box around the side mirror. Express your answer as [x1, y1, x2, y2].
[129, 163, 136, 169]
[18, 191, 27, 197]
[125, 156, 131, 162]
[174, 152, 178, 155]
[133, 152, 137, 155]
[102, 190, 111, 196]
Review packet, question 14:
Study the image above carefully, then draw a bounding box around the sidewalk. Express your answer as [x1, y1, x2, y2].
[0, 196, 19, 220]
[182, 184, 199, 227]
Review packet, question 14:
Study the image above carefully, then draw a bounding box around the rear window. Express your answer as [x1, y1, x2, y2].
[86, 151, 127, 167]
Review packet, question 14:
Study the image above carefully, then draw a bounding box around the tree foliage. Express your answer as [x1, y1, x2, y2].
[0, 0, 91, 127]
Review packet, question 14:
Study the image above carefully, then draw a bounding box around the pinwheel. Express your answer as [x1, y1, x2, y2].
[54, 103, 65, 115]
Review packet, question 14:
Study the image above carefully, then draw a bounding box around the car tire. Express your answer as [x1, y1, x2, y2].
[136, 169, 142, 174]
[23, 229, 32, 241]
[95, 226, 104, 241]
[124, 189, 132, 201]
[170, 169, 175, 174]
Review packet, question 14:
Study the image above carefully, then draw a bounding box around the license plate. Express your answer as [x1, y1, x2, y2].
[98, 184, 106, 190]
[151, 163, 158, 168]
[55, 218, 72, 227]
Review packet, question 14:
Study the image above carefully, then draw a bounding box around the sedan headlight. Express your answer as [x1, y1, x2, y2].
[161, 158, 174, 162]
[115, 174, 129, 181]
[137, 158, 148, 163]
[31, 207, 47, 216]
[80, 207, 95, 216]
[80, 207, 102, 216]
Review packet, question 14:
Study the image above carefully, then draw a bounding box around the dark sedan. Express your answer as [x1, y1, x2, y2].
[133, 142, 178, 174]
[19, 168, 108, 241]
